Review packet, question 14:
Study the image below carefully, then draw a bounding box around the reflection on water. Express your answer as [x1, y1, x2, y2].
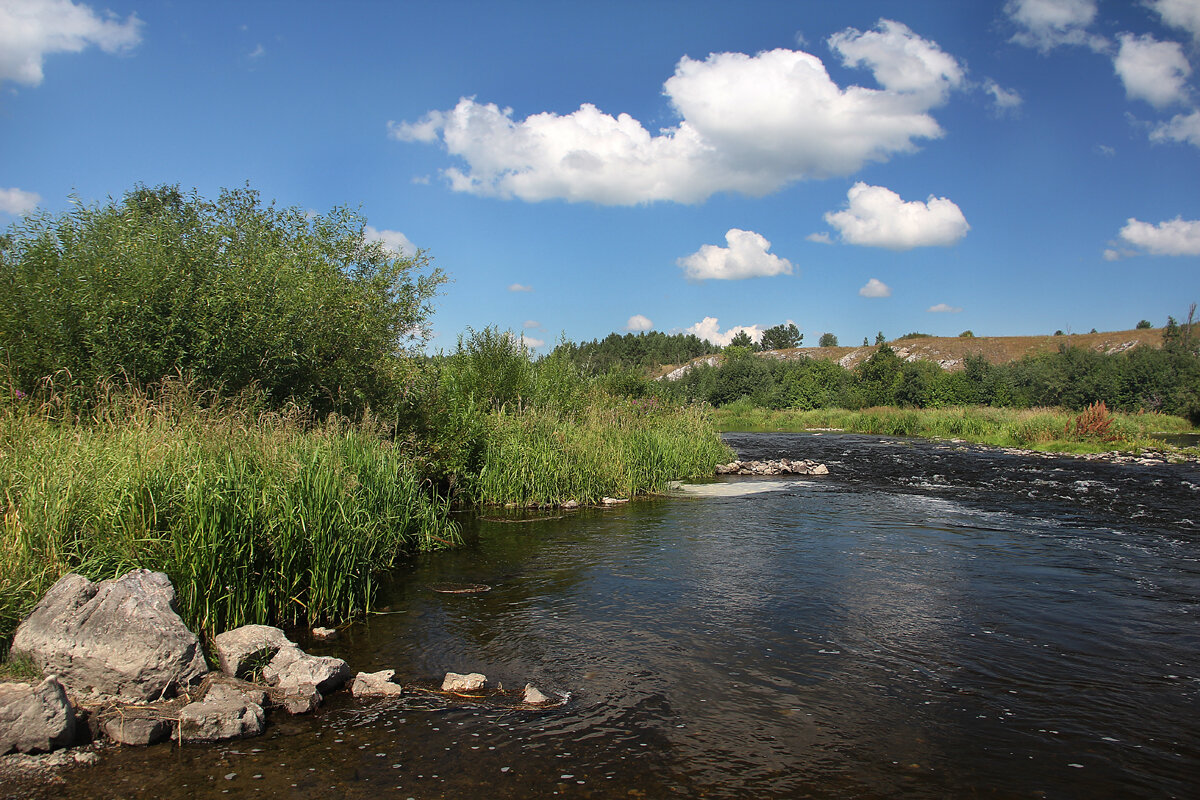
[24, 434, 1200, 799]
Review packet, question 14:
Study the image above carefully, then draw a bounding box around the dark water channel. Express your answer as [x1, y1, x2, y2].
[19, 433, 1200, 799]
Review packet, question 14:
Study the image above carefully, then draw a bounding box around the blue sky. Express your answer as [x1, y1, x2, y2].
[3, 0, 1199, 352]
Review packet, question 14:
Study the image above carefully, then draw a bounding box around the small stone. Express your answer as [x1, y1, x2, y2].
[311, 627, 337, 640]
[441, 672, 486, 692]
[522, 683, 551, 705]
[560, 500, 579, 510]
[351, 670, 405, 698]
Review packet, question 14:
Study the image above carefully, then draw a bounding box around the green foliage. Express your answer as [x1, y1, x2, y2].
[819, 332, 839, 348]
[759, 323, 802, 351]
[0, 184, 444, 416]
[0, 381, 458, 654]
[554, 331, 718, 375]
[875, 331, 886, 345]
[897, 332, 933, 340]
[959, 330, 975, 338]
[711, 404, 1193, 453]
[473, 395, 732, 506]
[445, 326, 532, 411]
[727, 330, 754, 349]
[1136, 320, 1153, 329]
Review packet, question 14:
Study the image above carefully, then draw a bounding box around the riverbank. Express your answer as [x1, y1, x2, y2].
[0, 388, 731, 658]
[712, 403, 1200, 460]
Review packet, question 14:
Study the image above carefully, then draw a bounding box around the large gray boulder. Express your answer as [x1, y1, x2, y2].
[0, 677, 77, 754]
[212, 625, 295, 679]
[11, 571, 208, 702]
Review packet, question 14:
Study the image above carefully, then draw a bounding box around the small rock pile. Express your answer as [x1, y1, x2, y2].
[1, 569, 563, 763]
[715, 459, 829, 476]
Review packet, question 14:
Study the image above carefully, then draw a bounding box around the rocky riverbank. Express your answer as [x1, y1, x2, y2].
[0, 570, 562, 786]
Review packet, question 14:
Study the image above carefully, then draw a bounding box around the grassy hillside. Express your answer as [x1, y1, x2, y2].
[657, 327, 1167, 377]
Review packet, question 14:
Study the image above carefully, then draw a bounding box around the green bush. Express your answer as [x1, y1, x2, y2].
[0, 185, 444, 415]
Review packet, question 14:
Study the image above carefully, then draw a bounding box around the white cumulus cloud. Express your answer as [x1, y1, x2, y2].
[1151, 108, 1200, 147]
[1119, 216, 1200, 255]
[625, 314, 653, 332]
[928, 303, 963, 313]
[827, 18, 964, 102]
[823, 182, 969, 250]
[390, 20, 964, 205]
[1114, 33, 1192, 109]
[1150, 0, 1200, 41]
[507, 283, 533, 292]
[1005, 0, 1102, 52]
[677, 228, 793, 281]
[685, 317, 764, 347]
[363, 225, 416, 257]
[0, 0, 142, 87]
[859, 278, 892, 298]
[0, 186, 41, 215]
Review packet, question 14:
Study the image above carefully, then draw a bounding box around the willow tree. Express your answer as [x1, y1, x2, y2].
[0, 185, 444, 414]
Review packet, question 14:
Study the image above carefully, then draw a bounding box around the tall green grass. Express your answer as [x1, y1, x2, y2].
[0, 384, 457, 655]
[713, 400, 1196, 452]
[473, 395, 733, 506]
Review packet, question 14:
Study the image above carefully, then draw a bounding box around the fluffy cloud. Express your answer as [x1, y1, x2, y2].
[391, 20, 964, 205]
[1114, 33, 1192, 109]
[507, 283, 533, 292]
[523, 319, 541, 329]
[625, 314, 653, 332]
[0, 0, 142, 87]
[827, 18, 964, 102]
[685, 317, 763, 347]
[1150, 0, 1200, 41]
[677, 228, 793, 281]
[928, 303, 963, 313]
[858, 278, 892, 298]
[984, 79, 1023, 114]
[1119, 216, 1200, 255]
[520, 334, 546, 349]
[0, 186, 41, 215]
[1005, 0, 1101, 51]
[823, 183, 969, 250]
[1151, 109, 1200, 147]
[363, 225, 416, 257]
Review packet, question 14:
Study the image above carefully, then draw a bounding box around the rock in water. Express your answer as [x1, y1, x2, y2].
[212, 625, 296, 679]
[351, 670, 405, 698]
[11, 571, 208, 702]
[522, 683, 551, 705]
[177, 697, 265, 742]
[441, 672, 486, 692]
[262, 646, 350, 696]
[0, 677, 77, 754]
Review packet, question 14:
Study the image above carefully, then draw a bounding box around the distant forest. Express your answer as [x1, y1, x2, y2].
[553, 322, 1200, 423]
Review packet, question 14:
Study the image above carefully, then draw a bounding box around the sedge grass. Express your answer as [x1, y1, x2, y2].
[0, 385, 458, 656]
[473, 395, 733, 506]
[712, 402, 1196, 453]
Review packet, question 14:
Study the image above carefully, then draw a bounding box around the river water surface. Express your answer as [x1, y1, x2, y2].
[17, 433, 1200, 799]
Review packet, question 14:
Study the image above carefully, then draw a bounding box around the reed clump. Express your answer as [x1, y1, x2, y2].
[473, 394, 732, 506]
[0, 380, 457, 655]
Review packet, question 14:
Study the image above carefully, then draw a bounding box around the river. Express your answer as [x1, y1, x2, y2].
[12, 433, 1200, 799]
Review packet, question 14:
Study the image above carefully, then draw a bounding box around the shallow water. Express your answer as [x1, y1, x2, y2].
[16, 433, 1200, 799]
